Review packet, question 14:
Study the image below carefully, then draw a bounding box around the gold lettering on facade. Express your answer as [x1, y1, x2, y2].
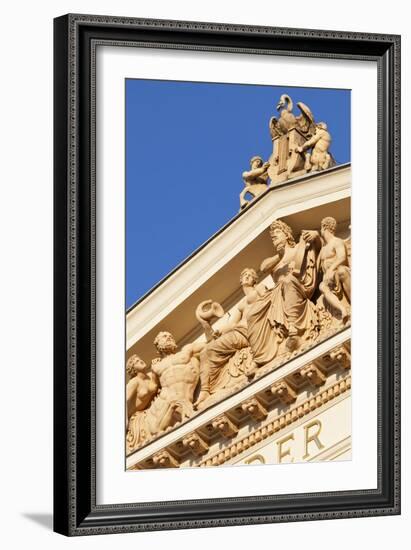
[303, 420, 324, 459]
[244, 454, 266, 465]
[277, 433, 295, 463]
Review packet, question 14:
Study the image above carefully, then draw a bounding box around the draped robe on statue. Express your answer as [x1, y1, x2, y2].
[247, 238, 320, 366]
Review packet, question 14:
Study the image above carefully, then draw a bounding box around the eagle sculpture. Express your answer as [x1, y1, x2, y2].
[269, 94, 315, 139]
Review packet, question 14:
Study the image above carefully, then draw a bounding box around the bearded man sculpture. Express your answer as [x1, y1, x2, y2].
[260, 219, 321, 351]
[126, 331, 205, 452]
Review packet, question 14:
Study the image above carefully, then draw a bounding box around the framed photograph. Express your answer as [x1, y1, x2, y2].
[53, 14, 400, 536]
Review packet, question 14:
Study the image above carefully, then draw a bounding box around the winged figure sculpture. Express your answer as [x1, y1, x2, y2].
[269, 94, 316, 139]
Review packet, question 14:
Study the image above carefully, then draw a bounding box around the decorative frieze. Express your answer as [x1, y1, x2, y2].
[241, 398, 268, 421]
[211, 415, 239, 438]
[126, 332, 352, 470]
[126, 214, 351, 456]
[328, 345, 351, 369]
[271, 381, 297, 404]
[199, 375, 351, 468]
[152, 450, 179, 468]
[300, 364, 326, 387]
[182, 433, 209, 457]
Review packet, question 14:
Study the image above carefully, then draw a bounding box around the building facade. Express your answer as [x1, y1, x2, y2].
[125, 161, 351, 471]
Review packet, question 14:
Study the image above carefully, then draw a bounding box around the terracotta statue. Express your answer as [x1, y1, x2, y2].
[126, 332, 205, 452]
[239, 156, 270, 209]
[196, 268, 273, 407]
[126, 354, 158, 421]
[260, 219, 321, 350]
[317, 216, 351, 323]
[126, 354, 161, 452]
[150, 331, 203, 422]
[296, 122, 333, 171]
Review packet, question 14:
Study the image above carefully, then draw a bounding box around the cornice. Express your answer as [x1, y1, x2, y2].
[199, 375, 351, 468]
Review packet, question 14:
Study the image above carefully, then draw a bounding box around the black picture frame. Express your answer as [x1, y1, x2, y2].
[53, 13, 401, 536]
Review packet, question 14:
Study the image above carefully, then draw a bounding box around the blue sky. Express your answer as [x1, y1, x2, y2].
[126, 80, 351, 309]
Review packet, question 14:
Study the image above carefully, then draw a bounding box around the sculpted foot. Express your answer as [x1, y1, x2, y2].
[286, 335, 300, 352]
[246, 360, 258, 379]
[195, 390, 210, 409]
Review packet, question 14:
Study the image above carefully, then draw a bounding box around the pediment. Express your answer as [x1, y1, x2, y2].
[127, 164, 351, 362]
[126, 164, 351, 468]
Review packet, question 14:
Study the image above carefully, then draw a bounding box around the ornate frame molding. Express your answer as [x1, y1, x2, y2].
[54, 14, 400, 536]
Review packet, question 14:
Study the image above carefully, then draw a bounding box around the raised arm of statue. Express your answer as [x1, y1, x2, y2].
[298, 131, 321, 152]
[296, 123, 332, 172]
[301, 229, 320, 244]
[242, 161, 270, 182]
[196, 318, 215, 343]
[300, 229, 322, 266]
[239, 157, 270, 210]
[260, 253, 281, 273]
[195, 300, 225, 342]
[182, 340, 207, 356]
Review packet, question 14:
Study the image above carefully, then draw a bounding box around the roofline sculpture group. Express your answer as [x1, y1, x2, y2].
[240, 93, 335, 210]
